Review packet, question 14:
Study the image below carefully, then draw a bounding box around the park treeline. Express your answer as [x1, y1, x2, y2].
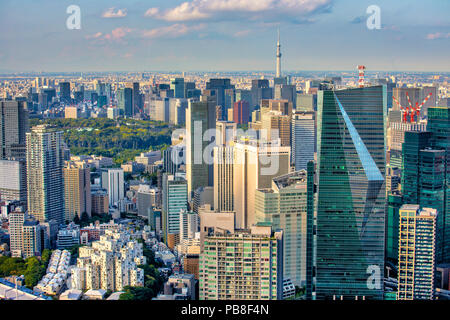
[30, 118, 175, 165]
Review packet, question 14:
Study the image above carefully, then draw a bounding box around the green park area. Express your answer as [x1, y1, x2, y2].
[30, 118, 175, 165]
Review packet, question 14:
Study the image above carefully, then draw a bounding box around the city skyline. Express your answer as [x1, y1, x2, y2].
[0, 0, 449, 73]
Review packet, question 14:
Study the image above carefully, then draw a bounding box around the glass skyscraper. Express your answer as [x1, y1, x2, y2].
[316, 85, 386, 300]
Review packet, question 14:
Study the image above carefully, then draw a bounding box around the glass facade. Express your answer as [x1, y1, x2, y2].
[427, 107, 450, 263]
[316, 86, 386, 300]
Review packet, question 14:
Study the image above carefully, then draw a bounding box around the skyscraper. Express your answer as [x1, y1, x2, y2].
[292, 111, 315, 170]
[316, 86, 386, 300]
[117, 88, 133, 117]
[26, 125, 65, 225]
[233, 139, 290, 229]
[427, 106, 450, 263]
[401, 130, 447, 263]
[397, 205, 436, 300]
[64, 162, 91, 222]
[170, 78, 185, 99]
[205, 79, 234, 120]
[101, 168, 124, 207]
[0, 100, 29, 160]
[162, 173, 188, 245]
[255, 170, 313, 287]
[59, 82, 71, 104]
[213, 146, 234, 212]
[186, 96, 216, 199]
[0, 159, 27, 205]
[233, 100, 250, 124]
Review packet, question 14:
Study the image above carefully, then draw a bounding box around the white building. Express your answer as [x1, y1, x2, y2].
[71, 230, 145, 292]
[101, 168, 124, 207]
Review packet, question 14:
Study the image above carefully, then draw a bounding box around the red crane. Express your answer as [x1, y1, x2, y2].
[392, 96, 410, 123]
[412, 92, 433, 122]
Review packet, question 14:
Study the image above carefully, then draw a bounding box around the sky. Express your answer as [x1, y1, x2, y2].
[0, 0, 449, 73]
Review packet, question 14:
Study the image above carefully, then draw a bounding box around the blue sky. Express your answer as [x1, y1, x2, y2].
[0, 0, 449, 72]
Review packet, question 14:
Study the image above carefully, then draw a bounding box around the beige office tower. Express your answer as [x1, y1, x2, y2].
[233, 139, 290, 229]
[255, 170, 309, 287]
[261, 111, 291, 147]
[397, 205, 437, 300]
[26, 125, 65, 224]
[260, 99, 293, 117]
[185, 97, 216, 200]
[216, 121, 237, 147]
[213, 146, 234, 212]
[64, 162, 91, 222]
[199, 225, 284, 300]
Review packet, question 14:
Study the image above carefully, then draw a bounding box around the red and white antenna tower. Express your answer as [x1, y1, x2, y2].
[357, 65, 366, 88]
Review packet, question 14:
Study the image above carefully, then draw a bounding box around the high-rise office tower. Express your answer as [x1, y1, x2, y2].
[179, 210, 199, 241]
[170, 78, 185, 99]
[274, 85, 296, 108]
[162, 173, 188, 245]
[261, 99, 293, 117]
[387, 121, 427, 170]
[213, 146, 234, 212]
[292, 111, 315, 170]
[186, 97, 216, 199]
[427, 107, 450, 263]
[131, 82, 141, 113]
[205, 79, 234, 120]
[386, 192, 403, 262]
[59, 82, 71, 104]
[0, 100, 29, 160]
[215, 120, 236, 147]
[117, 88, 133, 117]
[397, 205, 436, 300]
[169, 98, 187, 126]
[251, 79, 273, 110]
[149, 97, 170, 122]
[233, 100, 250, 124]
[316, 86, 386, 300]
[0, 159, 27, 205]
[101, 168, 124, 208]
[255, 170, 314, 287]
[64, 162, 91, 222]
[199, 225, 284, 300]
[401, 130, 447, 263]
[233, 139, 290, 229]
[261, 111, 291, 147]
[26, 125, 65, 225]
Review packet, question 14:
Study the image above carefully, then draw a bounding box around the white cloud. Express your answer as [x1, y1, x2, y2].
[426, 32, 450, 40]
[145, 8, 160, 17]
[145, 0, 333, 22]
[141, 24, 206, 39]
[102, 7, 128, 18]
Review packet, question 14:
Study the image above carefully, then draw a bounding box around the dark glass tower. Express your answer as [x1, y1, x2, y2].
[427, 107, 450, 263]
[117, 88, 133, 117]
[316, 85, 386, 300]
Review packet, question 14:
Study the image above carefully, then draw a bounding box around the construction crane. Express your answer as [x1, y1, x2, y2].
[392, 96, 410, 123]
[405, 92, 415, 122]
[412, 92, 433, 122]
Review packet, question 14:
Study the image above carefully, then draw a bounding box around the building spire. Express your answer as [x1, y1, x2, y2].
[276, 28, 282, 78]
